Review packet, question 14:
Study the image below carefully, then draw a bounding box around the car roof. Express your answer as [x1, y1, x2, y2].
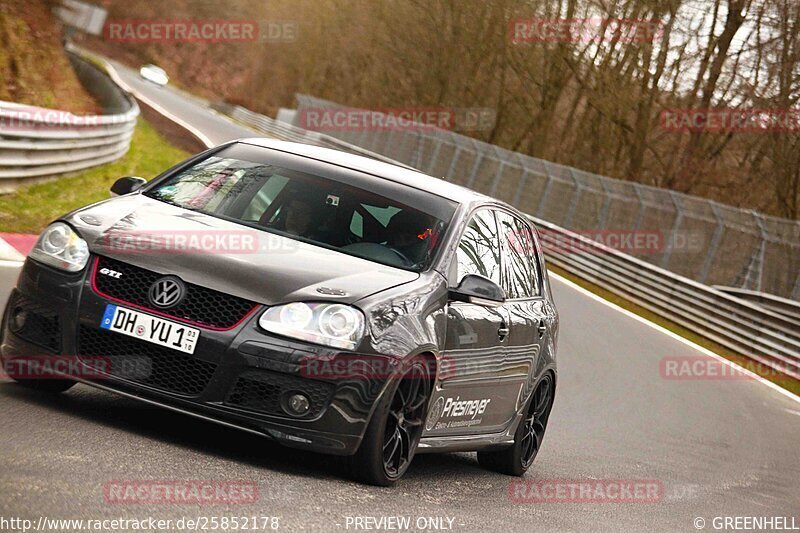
[238, 138, 492, 206]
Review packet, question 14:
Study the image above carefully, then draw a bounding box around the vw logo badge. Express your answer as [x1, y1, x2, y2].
[148, 277, 185, 309]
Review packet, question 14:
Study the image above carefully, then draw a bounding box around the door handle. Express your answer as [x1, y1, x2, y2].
[538, 321, 547, 339]
[498, 325, 510, 340]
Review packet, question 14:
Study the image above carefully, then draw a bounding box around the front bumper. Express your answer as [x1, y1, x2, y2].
[0, 256, 395, 455]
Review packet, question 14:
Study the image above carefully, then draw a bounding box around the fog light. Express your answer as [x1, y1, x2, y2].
[285, 393, 311, 416]
[10, 307, 27, 332]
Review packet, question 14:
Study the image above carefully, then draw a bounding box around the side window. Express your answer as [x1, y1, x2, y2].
[517, 220, 543, 297]
[350, 211, 364, 238]
[496, 211, 541, 298]
[363, 205, 401, 226]
[455, 209, 502, 286]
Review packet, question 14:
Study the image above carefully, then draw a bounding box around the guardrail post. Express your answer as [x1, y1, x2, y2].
[740, 212, 767, 292]
[535, 162, 556, 218]
[632, 184, 646, 232]
[698, 203, 725, 284]
[411, 131, 425, 169]
[659, 191, 684, 267]
[596, 177, 612, 230]
[465, 139, 485, 188]
[380, 130, 397, 155]
[391, 129, 411, 163]
[563, 169, 583, 229]
[488, 159, 507, 197]
[512, 167, 531, 207]
[357, 126, 371, 150]
[445, 145, 464, 181]
[426, 138, 445, 176]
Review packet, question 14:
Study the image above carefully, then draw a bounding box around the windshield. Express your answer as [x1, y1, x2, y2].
[144, 145, 457, 271]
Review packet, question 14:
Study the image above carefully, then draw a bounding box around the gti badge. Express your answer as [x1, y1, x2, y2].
[99, 267, 123, 279]
[148, 277, 185, 309]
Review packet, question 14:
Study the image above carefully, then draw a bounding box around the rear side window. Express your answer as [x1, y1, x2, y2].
[455, 209, 502, 285]
[496, 211, 541, 298]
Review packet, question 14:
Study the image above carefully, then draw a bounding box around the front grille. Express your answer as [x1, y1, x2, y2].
[225, 370, 334, 418]
[7, 292, 61, 352]
[93, 256, 257, 329]
[78, 326, 217, 396]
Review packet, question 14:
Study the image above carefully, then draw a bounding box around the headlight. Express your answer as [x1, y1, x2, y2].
[259, 302, 365, 350]
[29, 222, 90, 272]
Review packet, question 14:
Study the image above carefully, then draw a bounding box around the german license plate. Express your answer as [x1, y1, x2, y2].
[100, 304, 199, 354]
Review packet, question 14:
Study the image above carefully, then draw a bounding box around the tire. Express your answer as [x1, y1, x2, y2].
[349, 356, 431, 486]
[478, 372, 554, 476]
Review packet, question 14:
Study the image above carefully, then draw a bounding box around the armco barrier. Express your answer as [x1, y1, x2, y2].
[531, 216, 800, 380]
[0, 51, 138, 193]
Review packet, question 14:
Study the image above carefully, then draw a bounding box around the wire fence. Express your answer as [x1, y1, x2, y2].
[291, 95, 800, 302]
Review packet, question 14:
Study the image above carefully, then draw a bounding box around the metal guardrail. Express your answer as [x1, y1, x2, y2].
[213, 101, 799, 381]
[713, 286, 800, 324]
[0, 52, 138, 193]
[531, 217, 800, 380]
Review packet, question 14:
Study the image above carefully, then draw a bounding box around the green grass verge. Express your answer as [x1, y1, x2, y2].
[548, 264, 800, 397]
[0, 118, 189, 234]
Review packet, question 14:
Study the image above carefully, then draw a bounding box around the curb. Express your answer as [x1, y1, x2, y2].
[0, 233, 36, 262]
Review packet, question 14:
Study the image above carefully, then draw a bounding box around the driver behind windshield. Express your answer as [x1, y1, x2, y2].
[284, 198, 315, 237]
[385, 210, 434, 265]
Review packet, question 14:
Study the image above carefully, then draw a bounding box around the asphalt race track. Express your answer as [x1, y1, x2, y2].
[0, 58, 797, 532]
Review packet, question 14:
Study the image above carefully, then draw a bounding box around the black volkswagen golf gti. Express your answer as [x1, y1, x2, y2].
[1, 139, 558, 485]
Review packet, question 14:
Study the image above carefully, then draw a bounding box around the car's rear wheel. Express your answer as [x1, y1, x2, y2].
[478, 372, 554, 476]
[349, 357, 430, 486]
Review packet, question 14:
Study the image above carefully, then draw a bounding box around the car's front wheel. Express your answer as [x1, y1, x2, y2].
[478, 372, 554, 476]
[349, 356, 431, 486]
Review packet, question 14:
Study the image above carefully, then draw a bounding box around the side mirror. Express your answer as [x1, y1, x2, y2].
[449, 274, 506, 305]
[110, 176, 147, 196]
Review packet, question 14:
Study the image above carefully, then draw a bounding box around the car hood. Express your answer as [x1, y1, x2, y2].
[65, 194, 419, 306]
